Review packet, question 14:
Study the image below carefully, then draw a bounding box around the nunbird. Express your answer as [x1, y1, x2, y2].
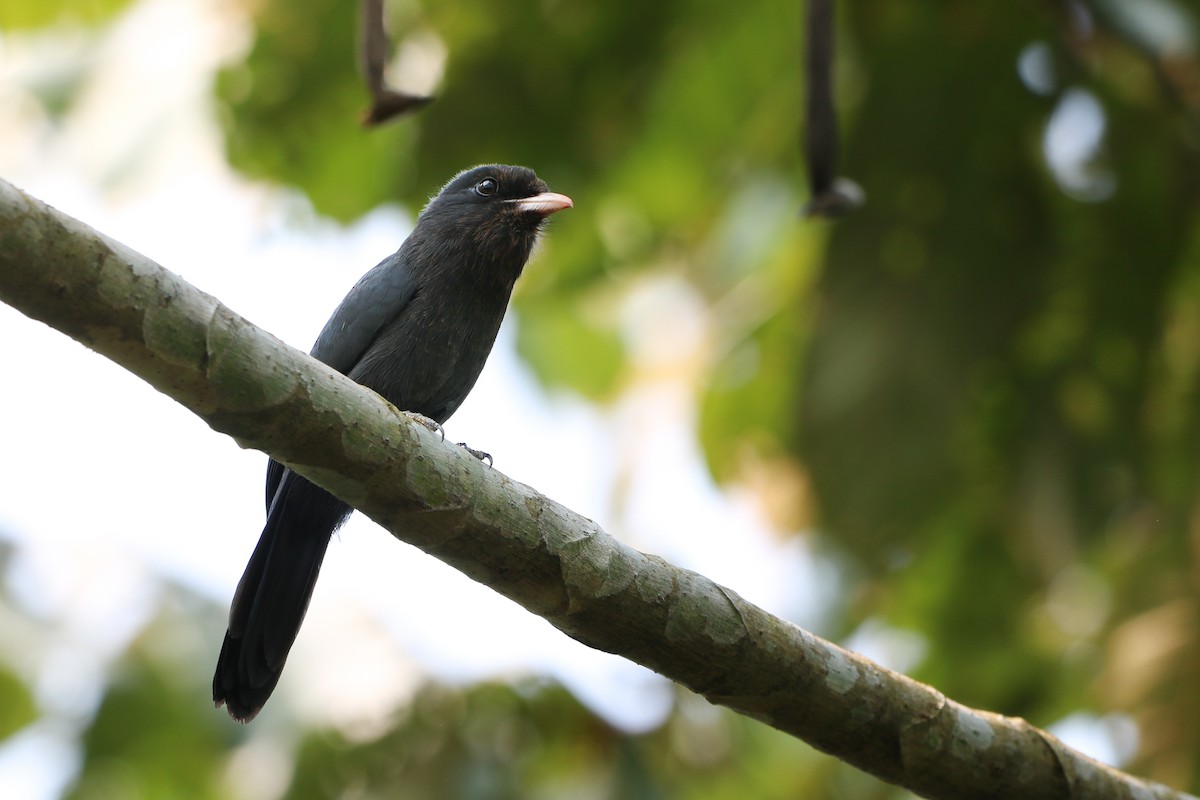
[214, 165, 572, 721]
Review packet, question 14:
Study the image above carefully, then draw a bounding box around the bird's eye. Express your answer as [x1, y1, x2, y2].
[474, 178, 498, 197]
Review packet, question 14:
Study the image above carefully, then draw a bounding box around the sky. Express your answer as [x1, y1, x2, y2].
[0, 0, 1137, 796]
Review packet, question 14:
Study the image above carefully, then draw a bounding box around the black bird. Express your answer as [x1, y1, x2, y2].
[214, 165, 572, 721]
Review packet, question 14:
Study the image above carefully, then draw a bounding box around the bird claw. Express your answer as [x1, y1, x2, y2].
[407, 412, 445, 441]
[457, 443, 493, 466]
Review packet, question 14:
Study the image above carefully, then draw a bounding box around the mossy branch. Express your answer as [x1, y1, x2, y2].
[0, 178, 1190, 800]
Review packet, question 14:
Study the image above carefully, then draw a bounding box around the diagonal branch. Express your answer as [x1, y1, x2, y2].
[0, 178, 1191, 800]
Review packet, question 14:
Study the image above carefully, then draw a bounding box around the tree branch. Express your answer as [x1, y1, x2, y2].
[0, 178, 1191, 800]
[358, 0, 433, 126]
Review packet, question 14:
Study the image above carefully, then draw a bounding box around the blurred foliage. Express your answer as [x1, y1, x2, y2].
[217, 0, 423, 223]
[0, 541, 37, 743]
[801, 5, 1200, 787]
[64, 596, 234, 800]
[0, 663, 36, 743]
[57, 585, 908, 800]
[0, 569, 909, 800]
[0, 0, 132, 29]
[6, 0, 1200, 796]
[282, 681, 837, 800]
[215, 0, 809, 402]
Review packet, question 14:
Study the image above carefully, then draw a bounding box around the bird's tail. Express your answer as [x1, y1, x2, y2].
[213, 472, 350, 721]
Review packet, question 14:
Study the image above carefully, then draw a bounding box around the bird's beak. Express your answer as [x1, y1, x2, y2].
[512, 192, 574, 217]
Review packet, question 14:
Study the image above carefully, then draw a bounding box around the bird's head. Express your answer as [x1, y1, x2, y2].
[410, 163, 573, 287]
[418, 165, 572, 268]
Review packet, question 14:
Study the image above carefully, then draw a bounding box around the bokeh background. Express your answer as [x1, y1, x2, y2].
[2, 0, 1200, 797]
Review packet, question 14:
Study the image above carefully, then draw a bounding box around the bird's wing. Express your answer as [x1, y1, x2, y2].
[309, 250, 417, 374]
[263, 250, 415, 513]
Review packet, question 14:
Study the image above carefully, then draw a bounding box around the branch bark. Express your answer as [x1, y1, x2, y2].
[0, 178, 1191, 800]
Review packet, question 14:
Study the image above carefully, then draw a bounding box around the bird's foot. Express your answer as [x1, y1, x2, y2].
[406, 412, 445, 441]
[457, 443, 493, 466]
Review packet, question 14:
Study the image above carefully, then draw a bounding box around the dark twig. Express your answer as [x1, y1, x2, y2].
[359, 0, 433, 127]
[803, 0, 863, 217]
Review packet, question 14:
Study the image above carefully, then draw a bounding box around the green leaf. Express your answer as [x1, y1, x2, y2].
[0, 0, 133, 29]
[0, 665, 35, 743]
[515, 294, 624, 400]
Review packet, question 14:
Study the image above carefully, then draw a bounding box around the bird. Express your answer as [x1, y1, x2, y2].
[213, 165, 573, 722]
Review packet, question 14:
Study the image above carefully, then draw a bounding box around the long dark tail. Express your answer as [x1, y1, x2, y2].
[213, 465, 352, 721]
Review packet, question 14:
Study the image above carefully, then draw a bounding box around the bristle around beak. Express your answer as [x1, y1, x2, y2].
[511, 192, 574, 217]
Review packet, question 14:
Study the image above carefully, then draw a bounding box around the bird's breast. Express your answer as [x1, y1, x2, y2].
[346, 286, 512, 424]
